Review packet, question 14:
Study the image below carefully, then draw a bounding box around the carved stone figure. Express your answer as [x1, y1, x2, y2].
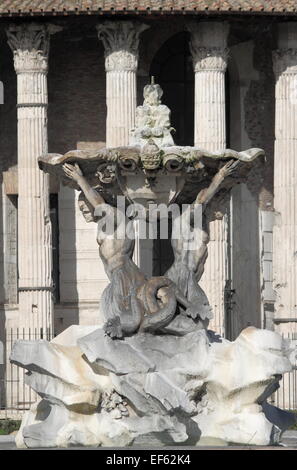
[38, 103, 265, 339]
[130, 79, 175, 147]
[166, 159, 240, 323]
[62, 162, 200, 338]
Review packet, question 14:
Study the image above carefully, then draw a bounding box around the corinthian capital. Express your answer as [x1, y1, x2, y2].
[97, 21, 149, 72]
[7, 23, 62, 73]
[273, 48, 297, 76]
[188, 21, 229, 72]
[190, 47, 228, 72]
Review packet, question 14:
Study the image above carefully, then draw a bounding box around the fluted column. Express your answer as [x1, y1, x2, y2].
[7, 23, 60, 335]
[97, 21, 148, 147]
[97, 21, 151, 274]
[189, 22, 229, 335]
[273, 23, 297, 336]
[189, 22, 229, 150]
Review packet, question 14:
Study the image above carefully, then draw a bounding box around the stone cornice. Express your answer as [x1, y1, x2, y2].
[97, 21, 149, 72]
[7, 23, 62, 74]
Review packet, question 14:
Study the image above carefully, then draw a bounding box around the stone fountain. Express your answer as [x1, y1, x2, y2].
[11, 82, 295, 448]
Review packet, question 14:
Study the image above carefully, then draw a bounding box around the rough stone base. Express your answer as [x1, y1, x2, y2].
[10, 325, 296, 448]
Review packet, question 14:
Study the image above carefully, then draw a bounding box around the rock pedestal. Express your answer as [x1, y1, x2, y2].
[11, 325, 294, 448]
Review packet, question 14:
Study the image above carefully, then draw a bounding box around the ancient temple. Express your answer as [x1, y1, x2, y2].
[0, 1, 296, 413]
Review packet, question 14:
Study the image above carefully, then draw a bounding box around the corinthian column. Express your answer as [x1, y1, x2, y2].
[97, 21, 148, 147]
[189, 22, 229, 335]
[7, 23, 60, 336]
[97, 21, 151, 274]
[273, 23, 297, 336]
[189, 22, 229, 150]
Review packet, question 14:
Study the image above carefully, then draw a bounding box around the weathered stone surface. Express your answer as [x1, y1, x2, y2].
[11, 325, 295, 448]
[10, 337, 112, 409]
[194, 327, 293, 446]
[78, 328, 155, 374]
[273, 23, 297, 338]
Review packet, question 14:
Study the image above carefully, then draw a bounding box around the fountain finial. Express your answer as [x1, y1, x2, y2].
[130, 81, 175, 148]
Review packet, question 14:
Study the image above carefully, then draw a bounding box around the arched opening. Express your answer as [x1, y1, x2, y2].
[150, 31, 194, 146]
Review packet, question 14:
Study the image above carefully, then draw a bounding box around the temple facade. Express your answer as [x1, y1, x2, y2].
[0, 1, 297, 410]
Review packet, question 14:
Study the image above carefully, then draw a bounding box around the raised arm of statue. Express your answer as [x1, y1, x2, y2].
[195, 159, 240, 211]
[63, 163, 105, 208]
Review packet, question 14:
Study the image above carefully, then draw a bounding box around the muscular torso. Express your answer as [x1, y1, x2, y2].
[170, 211, 210, 275]
[96, 205, 136, 275]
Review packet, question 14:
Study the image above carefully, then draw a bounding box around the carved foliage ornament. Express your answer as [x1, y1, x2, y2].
[105, 50, 138, 72]
[118, 142, 186, 175]
[97, 21, 149, 72]
[190, 46, 229, 72]
[273, 48, 297, 76]
[188, 22, 229, 72]
[7, 23, 62, 73]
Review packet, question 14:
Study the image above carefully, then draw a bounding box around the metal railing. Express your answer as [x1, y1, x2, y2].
[0, 328, 52, 419]
[271, 332, 297, 411]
